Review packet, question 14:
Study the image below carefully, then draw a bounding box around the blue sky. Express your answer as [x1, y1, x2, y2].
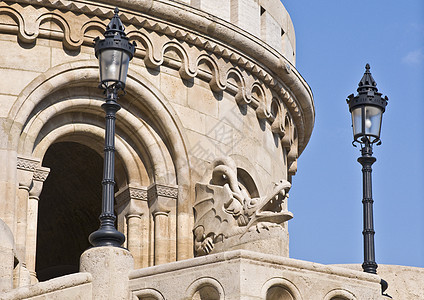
[281, 1, 424, 268]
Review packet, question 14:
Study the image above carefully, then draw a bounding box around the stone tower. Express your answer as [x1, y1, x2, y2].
[0, 0, 419, 299]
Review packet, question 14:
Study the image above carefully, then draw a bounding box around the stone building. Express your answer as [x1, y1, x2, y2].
[0, 0, 422, 299]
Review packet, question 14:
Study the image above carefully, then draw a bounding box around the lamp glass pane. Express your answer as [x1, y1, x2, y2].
[364, 106, 383, 138]
[99, 49, 124, 85]
[119, 51, 130, 84]
[351, 107, 363, 138]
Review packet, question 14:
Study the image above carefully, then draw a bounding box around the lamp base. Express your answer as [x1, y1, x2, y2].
[89, 226, 125, 247]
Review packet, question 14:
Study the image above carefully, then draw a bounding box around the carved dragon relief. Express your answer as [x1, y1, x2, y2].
[193, 157, 293, 256]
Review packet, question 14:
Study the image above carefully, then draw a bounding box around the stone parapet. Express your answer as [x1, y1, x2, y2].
[0, 272, 92, 300]
[335, 264, 424, 300]
[129, 250, 383, 299]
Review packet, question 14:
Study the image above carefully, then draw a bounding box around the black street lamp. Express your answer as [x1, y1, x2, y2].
[347, 64, 388, 292]
[89, 8, 136, 247]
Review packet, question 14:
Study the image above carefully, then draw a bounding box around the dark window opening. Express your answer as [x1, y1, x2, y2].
[36, 142, 103, 281]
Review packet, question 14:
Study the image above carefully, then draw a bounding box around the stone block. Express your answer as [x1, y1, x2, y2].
[205, 115, 233, 146]
[198, 0, 231, 22]
[0, 95, 15, 118]
[232, 0, 261, 38]
[0, 273, 92, 300]
[261, 11, 282, 52]
[50, 44, 92, 67]
[80, 247, 134, 300]
[0, 40, 50, 73]
[171, 103, 206, 134]
[0, 219, 14, 293]
[0, 69, 40, 96]
[160, 72, 188, 107]
[187, 84, 218, 118]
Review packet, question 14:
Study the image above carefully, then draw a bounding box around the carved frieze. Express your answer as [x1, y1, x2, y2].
[16, 156, 39, 172]
[148, 184, 178, 202]
[0, 0, 312, 168]
[33, 167, 50, 182]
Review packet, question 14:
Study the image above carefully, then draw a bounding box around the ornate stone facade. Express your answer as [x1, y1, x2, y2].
[0, 0, 421, 299]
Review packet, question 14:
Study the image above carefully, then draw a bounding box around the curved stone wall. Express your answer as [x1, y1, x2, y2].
[0, 0, 314, 288]
[175, 0, 296, 63]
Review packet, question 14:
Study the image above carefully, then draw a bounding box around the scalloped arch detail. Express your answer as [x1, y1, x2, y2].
[0, 2, 307, 149]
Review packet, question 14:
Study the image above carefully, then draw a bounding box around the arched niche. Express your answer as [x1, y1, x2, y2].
[261, 278, 302, 300]
[10, 60, 192, 282]
[186, 277, 224, 300]
[323, 289, 357, 300]
[36, 141, 103, 281]
[266, 286, 295, 300]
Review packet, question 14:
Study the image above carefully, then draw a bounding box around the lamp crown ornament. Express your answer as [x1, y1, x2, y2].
[358, 63, 377, 91]
[346, 64, 388, 146]
[105, 8, 126, 35]
[94, 7, 136, 90]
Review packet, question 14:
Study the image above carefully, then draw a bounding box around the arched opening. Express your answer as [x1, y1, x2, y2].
[192, 285, 220, 300]
[266, 285, 294, 300]
[35, 142, 103, 281]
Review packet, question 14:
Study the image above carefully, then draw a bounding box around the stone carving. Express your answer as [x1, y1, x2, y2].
[32, 167, 50, 182]
[16, 156, 39, 172]
[193, 157, 292, 256]
[148, 184, 178, 202]
[0, 1, 309, 159]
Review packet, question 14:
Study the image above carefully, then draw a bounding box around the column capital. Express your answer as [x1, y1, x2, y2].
[33, 167, 50, 182]
[29, 167, 50, 199]
[115, 185, 148, 208]
[148, 183, 178, 216]
[17, 156, 41, 188]
[16, 156, 40, 172]
[147, 183, 178, 202]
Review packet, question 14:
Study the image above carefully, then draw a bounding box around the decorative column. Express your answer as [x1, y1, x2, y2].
[152, 210, 170, 266]
[25, 166, 49, 284]
[15, 156, 39, 287]
[115, 185, 149, 269]
[148, 184, 178, 266]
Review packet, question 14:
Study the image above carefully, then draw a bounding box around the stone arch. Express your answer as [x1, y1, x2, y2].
[132, 288, 165, 300]
[186, 277, 225, 300]
[323, 289, 357, 300]
[10, 59, 193, 281]
[35, 141, 103, 281]
[261, 278, 302, 300]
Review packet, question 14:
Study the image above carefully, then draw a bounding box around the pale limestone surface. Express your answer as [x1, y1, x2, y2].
[336, 264, 424, 300]
[129, 250, 383, 300]
[0, 219, 15, 292]
[0, 0, 421, 299]
[0, 272, 92, 300]
[80, 247, 133, 300]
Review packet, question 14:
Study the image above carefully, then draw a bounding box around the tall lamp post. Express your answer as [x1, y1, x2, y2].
[89, 8, 136, 247]
[347, 64, 388, 292]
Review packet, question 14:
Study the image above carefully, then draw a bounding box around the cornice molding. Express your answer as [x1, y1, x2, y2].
[16, 156, 40, 172]
[33, 167, 50, 182]
[0, 0, 313, 158]
[115, 185, 148, 208]
[148, 183, 178, 201]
